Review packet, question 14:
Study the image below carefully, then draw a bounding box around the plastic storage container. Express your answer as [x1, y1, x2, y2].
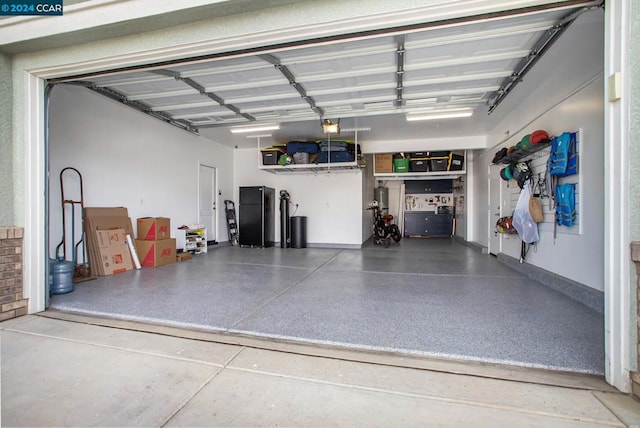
[50, 257, 75, 295]
[261, 148, 283, 165]
[393, 158, 409, 173]
[429, 156, 450, 171]
[448, 153, 465, 171]
[409, 158, 429, 172]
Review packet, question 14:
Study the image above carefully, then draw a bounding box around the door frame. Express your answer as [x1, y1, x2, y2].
[488, 164, 502, 255]
[198, 162, 217, 244]
[19, 0, 632, 391]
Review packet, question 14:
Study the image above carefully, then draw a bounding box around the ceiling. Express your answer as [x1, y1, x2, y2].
[65, 2, 601, 149]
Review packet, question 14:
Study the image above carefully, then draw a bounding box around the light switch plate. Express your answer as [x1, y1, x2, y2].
[608, 72, 621, 101]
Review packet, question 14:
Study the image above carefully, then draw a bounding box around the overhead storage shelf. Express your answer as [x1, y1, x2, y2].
[373, 150, 466, 180]
[374, 171, 465, 181]
[260, 162, 363, 173]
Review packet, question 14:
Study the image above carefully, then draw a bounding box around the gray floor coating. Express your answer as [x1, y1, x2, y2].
[49, 238, 604, 374]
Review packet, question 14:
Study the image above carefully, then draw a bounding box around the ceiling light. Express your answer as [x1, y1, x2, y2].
[230, 123, 280, 133]
[321, 119, 340, 134]
[406, 109, 473, 121]
[245, 134, 272, 139]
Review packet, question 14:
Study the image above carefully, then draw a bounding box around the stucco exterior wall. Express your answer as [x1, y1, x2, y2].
[0, 53, 13, 226]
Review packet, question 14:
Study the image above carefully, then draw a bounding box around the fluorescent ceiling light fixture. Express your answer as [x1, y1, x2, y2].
[406, 109, 474, 121]
[245, 134, 272, 139]
[230, 123, 280, 133]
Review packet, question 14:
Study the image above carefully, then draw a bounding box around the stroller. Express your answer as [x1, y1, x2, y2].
[368, 200, 401, 247]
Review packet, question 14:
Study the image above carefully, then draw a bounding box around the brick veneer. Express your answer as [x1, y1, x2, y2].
[631, 242, 640, 399]
[0, 227, 28, 321]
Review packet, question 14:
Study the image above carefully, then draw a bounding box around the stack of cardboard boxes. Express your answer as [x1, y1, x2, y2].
[96, 228, 134, 275]
[135, 217, 176, 267]
[84, 207, 136, 276]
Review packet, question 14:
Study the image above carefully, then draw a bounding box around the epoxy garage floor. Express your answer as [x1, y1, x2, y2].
[49, 239, 604, 375]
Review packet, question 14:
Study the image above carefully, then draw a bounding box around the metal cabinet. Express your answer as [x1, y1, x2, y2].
[404, 179, 453, 194]
[404, 212, 453, 237]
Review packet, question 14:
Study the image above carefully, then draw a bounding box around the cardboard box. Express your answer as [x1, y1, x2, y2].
[135, 238, 176, 267]
[176, 252, 192, 262]
[93, 227, 134, 275]
[96, 229, 128, 248]
[85, 207, 129, 219]
[83, 207, 135, 276]
[99, 245, 134, 275]
[374, 153, 393, 173]
[137, 217, 171, 241]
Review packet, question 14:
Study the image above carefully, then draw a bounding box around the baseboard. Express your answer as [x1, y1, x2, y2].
[497, 253, 604, 314]
[455, 236, 488, 254]
[273, 241, 362, 250]
[308, 243, 362, 249]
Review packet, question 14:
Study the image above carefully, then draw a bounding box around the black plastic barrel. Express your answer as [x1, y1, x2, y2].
[291, 216, 307, 248]
[50, 257, 75, 295]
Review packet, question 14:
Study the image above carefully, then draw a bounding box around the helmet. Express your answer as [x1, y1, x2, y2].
[531, 130, 549, 145]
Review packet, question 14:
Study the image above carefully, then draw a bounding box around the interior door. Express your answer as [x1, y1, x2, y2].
[199, 164, 216, 243]
[488, 165, 502, 255]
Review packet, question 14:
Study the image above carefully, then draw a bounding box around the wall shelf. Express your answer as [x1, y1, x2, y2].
[493, 140, 551, 165]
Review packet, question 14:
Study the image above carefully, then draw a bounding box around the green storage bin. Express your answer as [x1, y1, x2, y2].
[393, 158, 409, 173]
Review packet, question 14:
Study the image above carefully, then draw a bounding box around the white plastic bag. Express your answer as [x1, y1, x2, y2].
[512, 180, 539, 243]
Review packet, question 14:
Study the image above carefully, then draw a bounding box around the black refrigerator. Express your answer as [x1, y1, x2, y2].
[239, 186, 275, 248]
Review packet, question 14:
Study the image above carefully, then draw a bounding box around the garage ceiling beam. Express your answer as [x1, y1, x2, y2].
[258, 53, 324, 118]
[150, 69, 255, 121]
[488, 1, 603, 114]
[62, 81, 199, 134]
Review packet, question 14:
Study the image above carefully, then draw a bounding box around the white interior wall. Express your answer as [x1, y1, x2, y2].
[48, 84, 234, 258]
[453, 176, 467, 239]
[361, 154, 375, 243]
[472, 11, 605, 291]
[233, 149, 363, 246]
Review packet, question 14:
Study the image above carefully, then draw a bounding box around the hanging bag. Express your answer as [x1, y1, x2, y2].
[512, 180, 540, 243]
[529, 197, 543, 223]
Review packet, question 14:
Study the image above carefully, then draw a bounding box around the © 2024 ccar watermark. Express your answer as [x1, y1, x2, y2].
[1, 0, 62, 15]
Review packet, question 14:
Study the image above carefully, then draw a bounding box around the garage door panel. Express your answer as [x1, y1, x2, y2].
[170, 57, 271, 77]
[289, 53, 396, 78]
[277, 36, 395, 65]
[58, 2, 598, 139]
[196, 72, 288, 92]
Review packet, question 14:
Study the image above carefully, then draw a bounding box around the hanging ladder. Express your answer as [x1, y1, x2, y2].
[224, 200, 239, 246]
